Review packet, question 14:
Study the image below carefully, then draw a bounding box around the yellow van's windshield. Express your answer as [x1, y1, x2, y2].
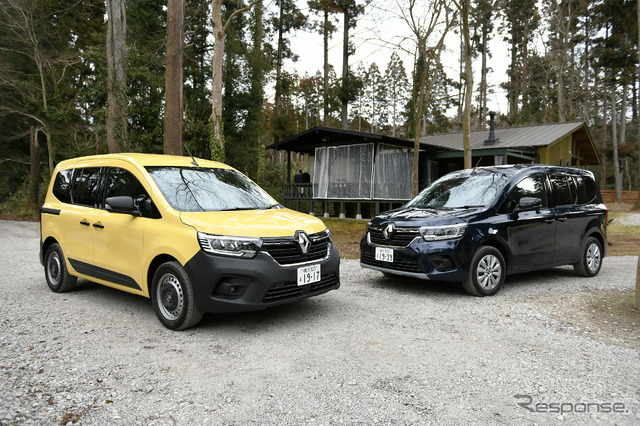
[147, 166, 277, 212]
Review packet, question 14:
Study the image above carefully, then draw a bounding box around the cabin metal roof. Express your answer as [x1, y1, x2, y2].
[419, 121, 599, 165]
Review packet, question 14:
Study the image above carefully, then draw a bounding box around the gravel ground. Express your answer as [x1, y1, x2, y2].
[616, 213, 640, 227]
[1, 220, 639, 425]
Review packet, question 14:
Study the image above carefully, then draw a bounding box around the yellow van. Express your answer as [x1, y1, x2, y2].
[40, 154, 340, 330]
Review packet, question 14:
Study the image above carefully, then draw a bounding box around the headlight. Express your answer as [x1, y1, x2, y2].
[419, 224, 467, 241]
[197, 232, 263, 258]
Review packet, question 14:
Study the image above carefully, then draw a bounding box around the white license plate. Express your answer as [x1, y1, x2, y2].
[375, 247, 394, 263]
[297, 264, 321, 286]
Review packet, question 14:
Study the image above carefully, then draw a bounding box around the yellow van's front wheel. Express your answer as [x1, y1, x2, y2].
[151, 261, 203, 330]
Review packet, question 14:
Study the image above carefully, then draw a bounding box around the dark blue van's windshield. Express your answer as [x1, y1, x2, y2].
[146, 166, 276, 212]
[407, 171, 510, 209]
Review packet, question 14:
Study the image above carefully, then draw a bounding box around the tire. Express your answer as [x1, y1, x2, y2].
[573, 236, 603, 277]
[462, 246, 506, 296]
[151, 261, 203, 330]
[44, 243, 77, 293]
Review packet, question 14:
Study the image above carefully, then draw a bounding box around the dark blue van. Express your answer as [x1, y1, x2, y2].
[360, 165, 608, 296]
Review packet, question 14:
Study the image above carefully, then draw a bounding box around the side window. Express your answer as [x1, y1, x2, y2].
[72, 168, 102, 207]
[499, 175, 547, 214]
[574, 175, 597, 204]
[52, 169, 74, 204]
[104, 168, 160, 218]
[548, 175, 575, 207]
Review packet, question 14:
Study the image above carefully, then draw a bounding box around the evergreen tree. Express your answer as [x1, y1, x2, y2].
[384, 52, 410, 138]
[184, 0, 213, 159]
[271, 0, 306, 143]
[499, 0, 540, 123]
[127, 0, 166, 153]
[334, 0, 364, 129]
[308, 0, 339, 126]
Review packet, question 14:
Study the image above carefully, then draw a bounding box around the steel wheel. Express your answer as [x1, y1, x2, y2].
[156, 272, 185, 321]
[44, 243, 77, 293]
[46, 250, 62, 287]
[151, 261, 203, 330]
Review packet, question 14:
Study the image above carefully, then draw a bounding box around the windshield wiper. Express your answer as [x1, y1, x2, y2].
[451, 205, 484, 209]
[265, 203, 282, 209]
[217, 206, 260, 212]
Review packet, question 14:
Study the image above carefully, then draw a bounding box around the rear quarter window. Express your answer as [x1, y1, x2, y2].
[52, 169, 73, 204]
[574, 175, 597, 204]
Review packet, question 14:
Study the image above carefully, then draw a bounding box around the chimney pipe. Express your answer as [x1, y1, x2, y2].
[484, 111, 499, 146]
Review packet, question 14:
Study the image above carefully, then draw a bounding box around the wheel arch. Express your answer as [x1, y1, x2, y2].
[41, 236, 59, 264]
[146, 254, 181, 297]
[475, 238, 510, 270]
[585, 229, 606, 257]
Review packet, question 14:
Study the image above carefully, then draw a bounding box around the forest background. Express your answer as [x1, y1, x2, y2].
[1, 0, 639, 216]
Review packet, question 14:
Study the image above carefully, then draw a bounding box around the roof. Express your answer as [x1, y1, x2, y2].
[57, 153, 231, 170]
[419, 122, 599, 164]
[266, 126, 416, 154]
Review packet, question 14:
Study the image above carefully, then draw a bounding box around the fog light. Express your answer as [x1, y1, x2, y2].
[429, 254, 456, 272]
[213, 279, 249, 298]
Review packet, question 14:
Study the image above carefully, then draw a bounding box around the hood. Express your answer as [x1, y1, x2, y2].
[180, 208, 326, 238]
[372, 206, 482, 227]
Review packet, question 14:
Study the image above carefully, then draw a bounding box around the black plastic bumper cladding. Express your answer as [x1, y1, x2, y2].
[183, 245, 340, 314]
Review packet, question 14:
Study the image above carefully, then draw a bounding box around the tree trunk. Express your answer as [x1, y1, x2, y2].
[601, 92, 607, 190]
[635, 0, 640, 210]
[462, 0, 472, 168]
[340, 7, 349, 130]
[323, 9, 329, 126]
[479, 26, 487, 130]
[611, 90, 622, 203]
[29, 126, 41, 213]
[164, 0, 184, 155]
[413, 43, 428, 197]
[210, 0, 225, 161]
[106, 0, 128, 153]
[274, 0, 284, 132]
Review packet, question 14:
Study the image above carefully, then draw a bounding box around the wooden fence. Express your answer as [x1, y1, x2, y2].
[600, 190, 639, 204]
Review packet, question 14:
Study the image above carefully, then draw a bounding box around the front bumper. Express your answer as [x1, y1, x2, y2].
[360, 234, 468, 282]
[184, 244, 340, 313]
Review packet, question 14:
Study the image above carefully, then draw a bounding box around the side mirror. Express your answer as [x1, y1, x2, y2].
[106, 196, 140, 216]
[514, 197, 542, 214]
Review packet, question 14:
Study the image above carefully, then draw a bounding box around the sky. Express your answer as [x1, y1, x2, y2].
[283, 0, 517, 119]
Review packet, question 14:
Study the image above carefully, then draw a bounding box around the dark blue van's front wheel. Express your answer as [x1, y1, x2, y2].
[462, 246, 506, 296]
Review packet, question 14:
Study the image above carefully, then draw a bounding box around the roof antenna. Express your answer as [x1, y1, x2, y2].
[471, 157, 482, 174]
[184, 144, 199, 167]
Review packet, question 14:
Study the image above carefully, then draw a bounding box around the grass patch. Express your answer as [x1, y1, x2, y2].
[321, 218, 368, 260]
[606, 212, 640, 256]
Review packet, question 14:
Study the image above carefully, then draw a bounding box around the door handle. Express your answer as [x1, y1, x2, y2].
[557, 217, 567, 222]
[93, 222, 105, 229]
[80, 220, 90, 226]
[545, 219, 554, 224]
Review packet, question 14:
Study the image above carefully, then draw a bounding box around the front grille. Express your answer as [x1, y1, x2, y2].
[262, 274, 339, 303]
[361, 252, 422, 274]
[261, 231, 330, 265]
[368, 225, 420, 247]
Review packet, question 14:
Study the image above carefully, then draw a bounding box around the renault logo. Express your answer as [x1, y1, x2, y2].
[383, 223, 395, 240]
[296, 230, 311, 254]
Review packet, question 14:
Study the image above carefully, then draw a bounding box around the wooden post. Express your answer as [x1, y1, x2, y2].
[635, 255, 640, 311]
